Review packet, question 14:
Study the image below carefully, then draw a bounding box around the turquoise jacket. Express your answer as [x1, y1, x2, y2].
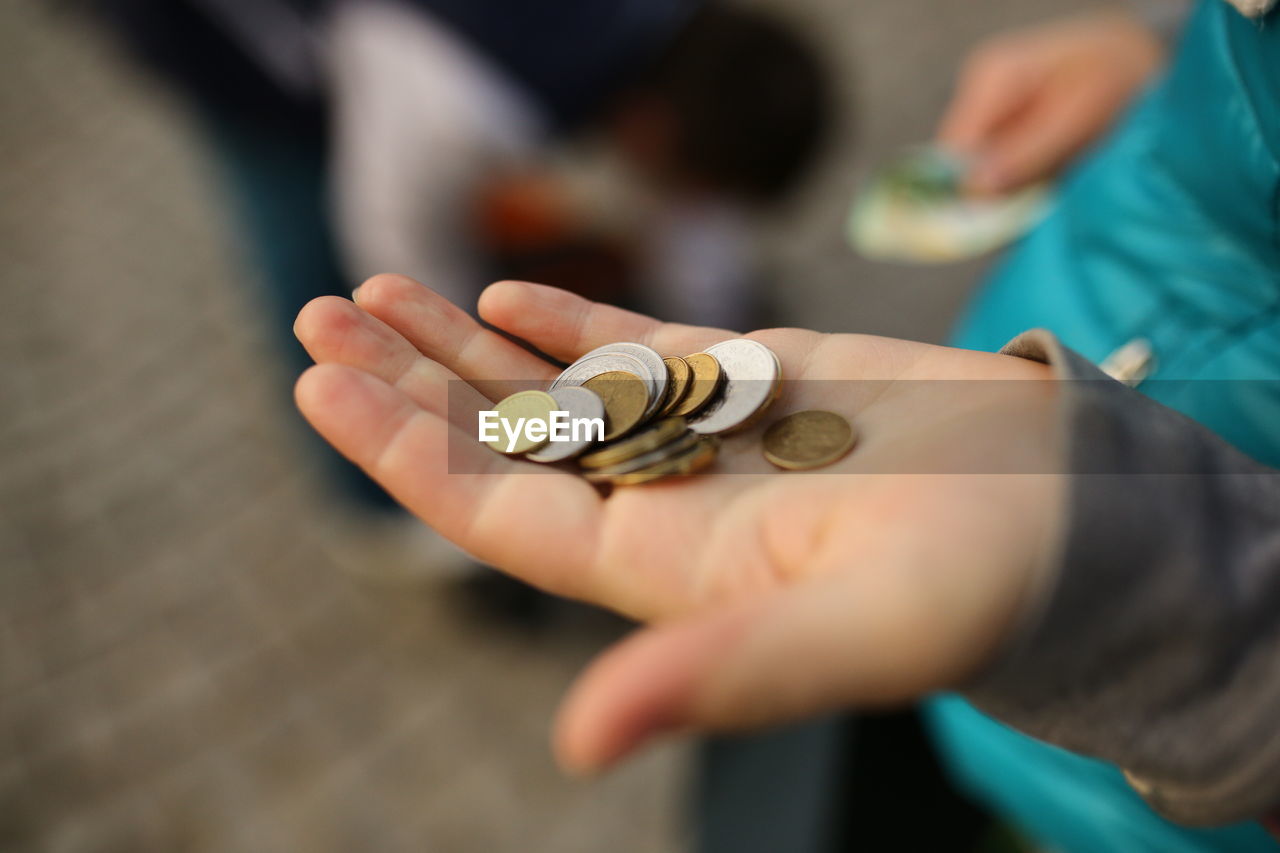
[932, 1, 1280, 850]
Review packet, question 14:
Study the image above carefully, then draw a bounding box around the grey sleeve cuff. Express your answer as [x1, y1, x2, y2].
[962, 329, 1280, 826]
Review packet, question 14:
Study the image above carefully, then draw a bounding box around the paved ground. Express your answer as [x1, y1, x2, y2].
[0, 0, 1084, 849]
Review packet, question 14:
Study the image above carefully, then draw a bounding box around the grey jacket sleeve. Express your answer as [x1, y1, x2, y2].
[962, 329, 1280, 827]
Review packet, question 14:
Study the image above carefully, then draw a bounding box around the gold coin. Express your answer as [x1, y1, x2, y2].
[605, 437, 719, 486]
[484, 390, 558, 455]
[581, 371, 650, 441]
[762, 410, 856, 470]
[657, 357, 692, 417]
[671, 353, 723, 417]
[578, 417, 689, 469]
[582, 430, 702, 482]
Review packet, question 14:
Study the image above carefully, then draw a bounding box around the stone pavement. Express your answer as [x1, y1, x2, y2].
[0, 0, 1083, 849]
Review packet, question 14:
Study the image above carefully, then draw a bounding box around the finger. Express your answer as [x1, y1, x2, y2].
[295, 363, 604, 600]
[554, 598, 767, 774]
[295, 295, 491, 427]
[936, 45, 1042, 154]
[353, 274, 559, 399]
[554, 561, 987, 773]
[965, 77, 1110, 193]
[478, 280, 736, 363]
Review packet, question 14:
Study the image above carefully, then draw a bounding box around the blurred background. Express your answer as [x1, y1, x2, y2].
[1, 0, 1090, 849]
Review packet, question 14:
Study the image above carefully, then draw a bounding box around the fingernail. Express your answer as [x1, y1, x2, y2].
[351, 285, 363, 303]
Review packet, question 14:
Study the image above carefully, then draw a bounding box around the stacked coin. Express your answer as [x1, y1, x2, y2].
[578, 417, 717, 485]
[486, 339, 855, 484]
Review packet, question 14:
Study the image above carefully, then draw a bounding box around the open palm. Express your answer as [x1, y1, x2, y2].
[294, 275, 1062, 771]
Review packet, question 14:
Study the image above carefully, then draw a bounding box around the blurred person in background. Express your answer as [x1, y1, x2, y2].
[328, 0, 831, 331]
[90, 0, 831, 578]
[927, 0, 1280, 850]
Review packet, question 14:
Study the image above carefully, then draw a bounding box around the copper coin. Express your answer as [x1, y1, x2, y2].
[762, 410, 856, 470]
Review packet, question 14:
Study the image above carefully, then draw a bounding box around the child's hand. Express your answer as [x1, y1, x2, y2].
[937, 9, 1164, 195]
[293, 275, 1064, 772]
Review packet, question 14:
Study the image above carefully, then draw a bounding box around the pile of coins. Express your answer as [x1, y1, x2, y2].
[483, 340, 855, 485]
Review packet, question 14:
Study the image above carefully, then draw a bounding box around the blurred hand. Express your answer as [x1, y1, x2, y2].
[293, 275, 1064, 772]
[937, 9, 1164, 194]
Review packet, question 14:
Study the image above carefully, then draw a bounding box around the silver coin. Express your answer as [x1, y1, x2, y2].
[573, 342, 669, 422]
[525, 386, 608, 463]
[550, 351, 650, 393]
[688, 339, 782, 435]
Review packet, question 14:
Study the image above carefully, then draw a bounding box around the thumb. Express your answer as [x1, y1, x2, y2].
[553, 565, 992, 774]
